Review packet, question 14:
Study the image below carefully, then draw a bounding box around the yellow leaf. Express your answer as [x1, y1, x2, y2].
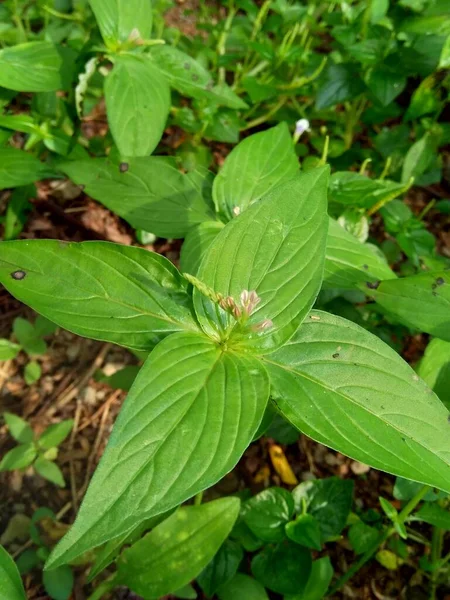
[269, 444, 298, 485]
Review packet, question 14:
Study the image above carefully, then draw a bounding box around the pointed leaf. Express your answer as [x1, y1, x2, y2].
[34, 457, 65, 487]
[265, 311, 450, 492]
[0, 149, 48, 190]
[105, 55, 170, 157]
[0, 339, 21, 361]
[0, 545, 27, 600]
[367, 271, 450, 341]
[4, 413, 33, 444]
[46, 332, 269, 568]
[38, 420, 74, 450]
[217, 574, 269, 600]
[117, 498, 240, 598]
[180, 221, 224, 276]
[212, 123, 299, 221]
[194, 168, 329, 354]
[417, 338, 450, 408]
[197, 540, 243, 597]
[60, 157, 215, 238]
[324, 218, 396, 289]
[0, 444, 37, 471]
[0, 42, 62, 92]
[0, 240, 197, 351]
[89, 0, 153, 46]
[42, 565, 73, 600]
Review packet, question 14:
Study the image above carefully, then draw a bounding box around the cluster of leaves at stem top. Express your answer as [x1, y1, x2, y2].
[0, 164, 450, 572]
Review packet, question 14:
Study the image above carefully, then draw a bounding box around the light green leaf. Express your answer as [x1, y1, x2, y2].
[117, 498, 240, 598]
[38, 420, 74, 450]
[0, 339, 21, 361]
[150, 45, 247, 109]
[212, 123, 299, 221]
[13, 318, 46, 356]
[4, 413, 33, 444]
[0, 545, 27, 600]
[180, 221, 225, 275]
[217, 574, 269, 600]
[34, 457, 65, 487]
[0, 42, 62, 92]
[324, 218, 396, 289]
[401, 132, 437, 184]
[329, 172, 409, 209]
[46, 332, 269, 568]
[418, 338, 450, 408]
[0, 240, 198, 351]
[89, 0, 152, 46]
[368, 271, 450, 341]
[194, 168, 329, 354]
[0, 443, 37, 471]
[265, 310, 450, 493]
[105, 55, 170, 157]
[0, 149, 48, 190]
[60, 157, 215, 238]
[415, 503, 450, 530]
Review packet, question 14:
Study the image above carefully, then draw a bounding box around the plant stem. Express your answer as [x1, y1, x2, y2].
[242, 96, 287, 130]
[194, 491, 203, 506]
[328, 485, 430, 596]
[86, 574, 118, 600]
[430, 526, 444, 600]
[217, 1, 236, 84]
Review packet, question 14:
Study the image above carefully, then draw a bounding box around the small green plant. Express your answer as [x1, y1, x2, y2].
[0, 413, 73, 487]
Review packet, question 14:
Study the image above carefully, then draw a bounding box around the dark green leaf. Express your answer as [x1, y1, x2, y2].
[285, 514, 322, 550]
[393, 477, 442, 502]
[0, 545, 27, 600]
[0, 42, 62, 92]
[0, 240, 198, 351]
[217, 573, 269, 600]
[349, 522, 380, 554]
[265, 311, 450, 492]
[42, 565, 73, 600]
[117, 498, 240, 598]
[242, 487, 294, 542]
[4, 413, 33, 444]
[61, 157, 215, 238]
[286, 556, 334, 600]
[197, 540, 243, 597]
[4, 185, 34, 241]
[367, 68, 406, 106]
[105, 55, 170, 157]
[251, 541, 312, 595]
[46, 333, 268, 568]
[368, 271, 450, 341]
[415, 503, 450, 530]
[194, 168, 329, 354]
[212, 123, 299, 222]
[316, 64, 366, 109]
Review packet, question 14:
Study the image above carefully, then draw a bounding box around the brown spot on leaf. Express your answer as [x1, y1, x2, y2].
[436, 277, 445, 286]
[11, 270, 26, 280]
[366, 280, 380, 290]
[119, 162, 129, 173]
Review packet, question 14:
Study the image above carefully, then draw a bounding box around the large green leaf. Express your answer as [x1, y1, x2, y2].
[0, 42, 62, 92]
[89, 0, 152, 46]
[212, 123, 299, 221]
[46, 332, 269, 568]
[180, 221, 225, 275]
[194, 168, 329, 354]
[368, 271, 450, 341]
[418, 338, 450, 409]
[264, 310, 450, 492]
[324, 218, 396, 289]
[117, 498, 240, 598]
[104, 55, 170, 157]
[0, 240, 197, 351]
[0, 545, 26, 600]
[150, 45, 247, 109]
[61, 157, 215, 238]
[0, 149, 49, 190]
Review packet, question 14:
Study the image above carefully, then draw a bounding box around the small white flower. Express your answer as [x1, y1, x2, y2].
[233, 206, 241, 216]
[295, 118, 310, 136]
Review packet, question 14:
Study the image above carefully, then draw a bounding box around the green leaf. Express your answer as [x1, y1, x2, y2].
[180, 221, 225, 275]
[0, 339, 21, 361]
[393, 476, 442, 502]
[117, 498, 240, 598]
[285, 556, 334, 600]
[0, 545, 27, 600]
[46, 332, 269, 568]
[0, 240, 198, 351]
[42, 565, 73, 600]
[197, 539, 243, 597]
[348, 522, 380, 554]
[251, 541, 312, 595]
[242, 487, 294, 542]
[38, 420, 74, 450]
[418, 338, 450, 408]
[379, 497, 397, 520]
[285, 514, 322, 550]
[0, 149, 48, 190]
[24, 360, 41, 385]
[4, 413, 33, 443]
[217, 573, 269, 600]
[0, 443, 37, 471]
[96, 365, 140, 392]
[150, 45, 247, 109]
[265, 310, 450, 492]
[316, 64, 366, 109]
[415, 503, 450, 530]
[194, 168, 329, 354]
[13, 318, 46, 356]
[0, 42, 62, 92]
[34, 457, 65, 487]
[368, 271, 450, 341]
[4, 185, 34, 241]
[329, 172, 409, 209]
[105, 55, 170, 158]
[401, 132, 437, 184]
[292, 477, 353, 540]
[324, 218, 396, 290]
[174, 584, 197, 599]
[89, 0, 152, 46]
[212, 123, 299, 222]
[366, 67, 406, 106]
[60, 157, 215, 238]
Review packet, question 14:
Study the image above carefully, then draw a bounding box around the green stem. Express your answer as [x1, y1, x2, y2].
[194, 491, 203, 506]
[241, 96, 287, 130]
[217, 1, 236, 84]
[430, 527, 444, 600]
[328, 485, 430, 596]
[87, 574, 118, 600]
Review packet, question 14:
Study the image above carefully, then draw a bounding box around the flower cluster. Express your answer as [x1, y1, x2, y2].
[219, 290, 272, 331]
